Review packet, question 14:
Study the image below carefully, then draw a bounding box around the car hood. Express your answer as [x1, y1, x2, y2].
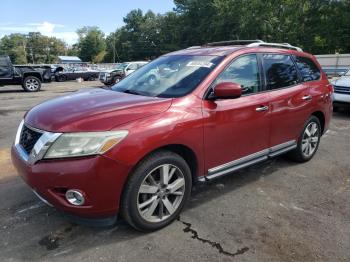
[332, 76, 350, 86]
[25, 88, 172, 132]
[102, 69, 123, 74]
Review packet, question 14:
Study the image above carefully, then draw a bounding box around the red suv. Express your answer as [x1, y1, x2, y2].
[12, 40, 333, 231]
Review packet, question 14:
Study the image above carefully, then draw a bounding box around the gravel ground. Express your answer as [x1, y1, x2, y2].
[0, 81, 349, 262]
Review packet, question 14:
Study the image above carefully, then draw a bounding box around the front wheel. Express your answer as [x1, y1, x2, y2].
[121, 150, 192, 231]
[22, 76, 41, 92]
[288, 116, 321, 162]
[112, 76, 122, 85]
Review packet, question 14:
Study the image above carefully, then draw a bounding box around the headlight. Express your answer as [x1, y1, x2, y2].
[44, 131, 128, 159]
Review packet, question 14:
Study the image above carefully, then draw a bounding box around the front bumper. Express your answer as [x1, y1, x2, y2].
[333, 92, 350, 103]
[11, 145, 131, 219]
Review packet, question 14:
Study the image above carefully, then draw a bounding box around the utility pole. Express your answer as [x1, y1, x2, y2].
[113, 35, 116, 63]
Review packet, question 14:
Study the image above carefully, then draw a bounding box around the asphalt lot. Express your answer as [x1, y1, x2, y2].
[0, 81, 349, 262]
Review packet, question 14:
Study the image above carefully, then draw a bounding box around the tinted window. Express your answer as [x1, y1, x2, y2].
[295, 56, 321, 81]
[263, 54, 299, 90]
[0, 57, 8, 66]
[215, 54, 261, 95]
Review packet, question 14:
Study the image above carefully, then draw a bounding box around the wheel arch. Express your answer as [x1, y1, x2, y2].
[128, 143, 199, 186]
[23, 72, 42, 81]
[311, 111, 325, 134]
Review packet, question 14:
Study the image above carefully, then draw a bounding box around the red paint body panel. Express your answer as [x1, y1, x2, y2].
[11, 46, 332, 220]
[25, 88, 172, 132]
[202, 93, 270, 170]
[12, 146, 132, 217]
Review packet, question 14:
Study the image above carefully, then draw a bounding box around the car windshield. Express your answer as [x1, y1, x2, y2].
[115, 63, 128, 70]
[111, 55, 223, 98]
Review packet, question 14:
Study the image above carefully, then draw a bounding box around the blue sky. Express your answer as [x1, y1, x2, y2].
[0, 0, 175, 45]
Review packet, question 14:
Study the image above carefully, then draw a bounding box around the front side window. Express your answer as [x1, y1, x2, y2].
[214, 54, 261, 95]
[263, 54, 299, 90]
[112, 55, 223, 98]
[127, 63, 138, 70]
[294, 56, 321, 82]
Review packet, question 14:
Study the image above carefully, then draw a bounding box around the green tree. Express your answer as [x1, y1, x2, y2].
[77, 26, 106, 62]
[0, 34, 27, 64]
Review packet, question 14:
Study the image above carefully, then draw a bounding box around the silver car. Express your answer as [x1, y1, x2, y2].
[332, 69, 350, 111]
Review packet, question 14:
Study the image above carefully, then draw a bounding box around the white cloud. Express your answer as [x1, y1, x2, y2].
[0, 22, 78, 45]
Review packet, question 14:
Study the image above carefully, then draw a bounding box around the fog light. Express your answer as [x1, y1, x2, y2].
[65, 190, 85, 206]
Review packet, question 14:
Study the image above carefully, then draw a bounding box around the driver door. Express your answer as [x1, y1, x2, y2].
[202, 54, 271, 177]
[0, 56, 13, 84]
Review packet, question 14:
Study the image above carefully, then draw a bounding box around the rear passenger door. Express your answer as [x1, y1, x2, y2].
[262, 54, 312, 148]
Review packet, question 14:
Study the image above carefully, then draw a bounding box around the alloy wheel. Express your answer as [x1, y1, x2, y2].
[137, 164, 185, 223]
[25, 79, 39, 91]
[301, 122, 320, 157]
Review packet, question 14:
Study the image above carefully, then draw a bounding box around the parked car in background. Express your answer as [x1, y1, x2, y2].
[0, 55, 51, 92]
[322, 67, 349, 79]
[332, 68, 350, 110]
[99, 61, 148, 85]
[54, 66, 100, 82]
[12, 40, 332, 231]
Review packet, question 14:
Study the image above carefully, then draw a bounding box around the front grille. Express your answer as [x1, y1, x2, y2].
[19, 125, 42, 154]
[99, 73, 106, 81]
[334, 85, 350, 94]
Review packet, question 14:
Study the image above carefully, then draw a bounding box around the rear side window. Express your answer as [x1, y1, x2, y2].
[294, 56, 321, 82]
[263, 54, 299, 90]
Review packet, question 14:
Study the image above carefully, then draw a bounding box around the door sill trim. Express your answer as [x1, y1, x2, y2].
[198, 140, 297, 182]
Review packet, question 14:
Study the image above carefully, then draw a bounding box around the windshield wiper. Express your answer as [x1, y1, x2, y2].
[123, 89, 143, 96]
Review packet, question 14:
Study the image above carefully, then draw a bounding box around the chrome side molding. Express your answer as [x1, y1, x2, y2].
[198, 140, 297, 182]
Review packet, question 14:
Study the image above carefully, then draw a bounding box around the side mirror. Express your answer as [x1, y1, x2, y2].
[213, 82, 242, 99]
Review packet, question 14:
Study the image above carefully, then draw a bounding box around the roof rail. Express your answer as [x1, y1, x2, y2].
[186, 46, 202, 49]
[247, 42, 303, 52]
[204, 40, 264, 47]
[201, 39, 303, 52]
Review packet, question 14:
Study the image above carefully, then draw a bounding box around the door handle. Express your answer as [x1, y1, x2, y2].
[256, 105, 269, 112]
[302, 95, 312, 101]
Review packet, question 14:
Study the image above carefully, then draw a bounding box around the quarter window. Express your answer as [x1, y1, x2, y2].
[263, 54, 299, 90]
[214, 54, 261, 95]
[294, 56, 321, 82]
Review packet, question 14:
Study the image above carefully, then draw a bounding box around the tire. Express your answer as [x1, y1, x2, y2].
[56, 74, 67, 82]
[288, 116, 321, 162]
[112, 76, 122, 85]
[22, 76, 41, 92]
[88, 75, 96, 81]
[333, 106, 339, 113]
[121, 150, 192, 231]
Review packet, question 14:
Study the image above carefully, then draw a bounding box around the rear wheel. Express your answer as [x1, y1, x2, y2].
[121, 150, 192, 231]
[288, 116, 321, 162]
[22, 76, 41, 92]
[56, 74, 67, 82]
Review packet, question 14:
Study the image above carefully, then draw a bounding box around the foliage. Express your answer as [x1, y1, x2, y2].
[76, 26, 106, 62]
[0, 32, 66, 64]
[1, 0, 349, 63]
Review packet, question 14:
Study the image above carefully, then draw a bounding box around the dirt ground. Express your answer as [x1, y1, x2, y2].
[0, 81, 349, 262]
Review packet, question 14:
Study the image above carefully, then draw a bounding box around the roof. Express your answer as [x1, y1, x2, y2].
[166, 46, 244, 56]
[166, 40, 304, 57]
[58, 56, 82, 62]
